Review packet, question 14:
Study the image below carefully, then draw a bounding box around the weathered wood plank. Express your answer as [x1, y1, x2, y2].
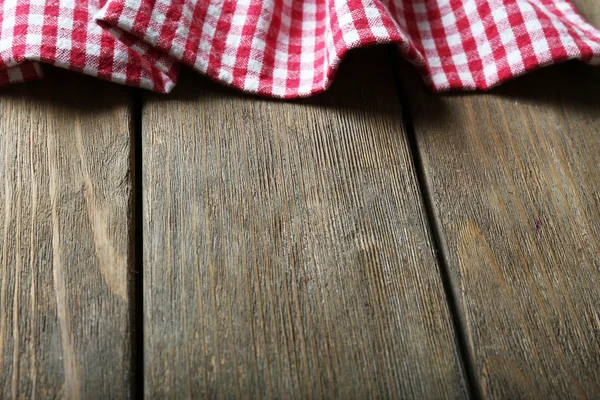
[0, 69, 134, 399]
[142, 47, 468, 398]
[403, 1, 600, 397]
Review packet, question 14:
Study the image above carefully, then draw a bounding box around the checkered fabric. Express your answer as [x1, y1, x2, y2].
[1, 0, 600, 97]
[0, 0, 177, 91]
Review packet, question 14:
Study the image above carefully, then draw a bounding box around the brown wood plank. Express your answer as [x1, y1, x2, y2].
[142, 47, 469, 398]
[0, 70, 134, 399]
[402, 1, 600, 398]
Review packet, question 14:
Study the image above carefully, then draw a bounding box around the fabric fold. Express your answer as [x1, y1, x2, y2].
[0, 0, 177, 91]
[1, 0, 600, 97]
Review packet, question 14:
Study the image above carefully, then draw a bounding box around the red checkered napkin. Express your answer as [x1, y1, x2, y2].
[2, 0, 600, 98]
[0, 0, 177, 90]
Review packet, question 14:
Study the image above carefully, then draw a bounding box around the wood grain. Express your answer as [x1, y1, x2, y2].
[402, 1, 600, 397]
[142, 47, 468, 399]
[0, 70, 134, 399]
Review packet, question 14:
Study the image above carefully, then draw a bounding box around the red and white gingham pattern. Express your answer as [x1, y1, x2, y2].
[2, 0, 600, 97]
[0, 0, 177, 90]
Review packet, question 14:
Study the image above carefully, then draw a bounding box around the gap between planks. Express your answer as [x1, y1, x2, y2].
[131, 89, 145, 400]
[387, 47, 484, 400]
[397, 0, 600, 396]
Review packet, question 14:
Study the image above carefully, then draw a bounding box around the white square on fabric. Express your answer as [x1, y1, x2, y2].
[428, 57, 442, 67]
[431, 72, 449, 87]
[300, 69, 313, 80]
[531, 38, 550, 57]
[55, 37, 73, 51]
[446, 33, 462, 47]
[275, 49, 288, 62]
[244, 77, 260, 92]
[441, 12, 457, 27]
[27, 13, 44, 28]
[298, 82, 314, 94]
[301, 15, 316, 30]
[458, 70, 474, 83]
[337, 12, 354, 29]
[483, 62, 498, 79]
[221, 54, 236, 68]
[26, 34, 43, 46]
[343, 30, 360, 46]
[247, 59, 263, 73]
[452, 53, 468, 65]
[470, 21, 484, 37]
[85, 37, 101, 55]
[371, 26, 389, 37]
[226, 34, 242, 48]
[303, 3, 317, 14]
[478, 42, 493, 58]
[506, 50, 525, 72]
[524, 18, 543, 32]
[422, 39, 436, 50]
[218, 69, 233, 84]
[272, 84, 286, 97]
[273, 68, 287, 79]
[252, 38, 267, 52]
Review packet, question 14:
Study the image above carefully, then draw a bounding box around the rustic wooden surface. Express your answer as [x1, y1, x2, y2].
[0, 70, 134, 399]
[402, 0, 600, 398]
[141, 48, 469, 399]
[2, 3, 599, 396]
[575, 0, 598, 25]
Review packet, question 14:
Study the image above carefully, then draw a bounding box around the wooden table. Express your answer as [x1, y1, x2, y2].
[1, 1, 599, 398]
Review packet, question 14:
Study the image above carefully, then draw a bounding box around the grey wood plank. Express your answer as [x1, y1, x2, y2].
[402, 1, 600, 397]
[142, 47, 469, 399]
[0, 69, 134, 399]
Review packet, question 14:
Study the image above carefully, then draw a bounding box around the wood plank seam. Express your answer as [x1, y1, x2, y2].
[131, 89, 145, 400]
[388, 47, 483, 400]
[397, 1, 600, 394]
